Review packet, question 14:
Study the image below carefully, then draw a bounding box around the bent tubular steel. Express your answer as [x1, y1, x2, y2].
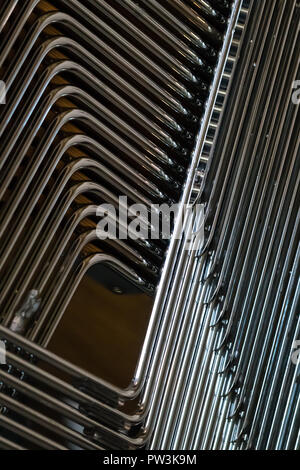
[0, 172, 157, 320]
[4, 0, 297, 452]
[3, 10, 193, 117]
[0, 86, 179, 195]
[147, 0, 300, 451]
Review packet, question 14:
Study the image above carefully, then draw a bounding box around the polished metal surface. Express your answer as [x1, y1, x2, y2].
[0, 0, 298, 451]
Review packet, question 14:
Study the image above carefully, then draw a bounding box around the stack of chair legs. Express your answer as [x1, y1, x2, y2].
[0, 0, 232, 449]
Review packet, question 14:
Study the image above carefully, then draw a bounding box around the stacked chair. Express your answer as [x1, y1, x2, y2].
[0, 0, 298, 451]
[0, 0, 234, 449]
[149, 0, 299, 450]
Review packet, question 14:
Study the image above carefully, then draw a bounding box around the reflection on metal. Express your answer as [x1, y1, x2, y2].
[149, 0, 300, 450]
[0, 80, 5, 104]
[0, 0, 298, 451]
[9, 290, 41, 335]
